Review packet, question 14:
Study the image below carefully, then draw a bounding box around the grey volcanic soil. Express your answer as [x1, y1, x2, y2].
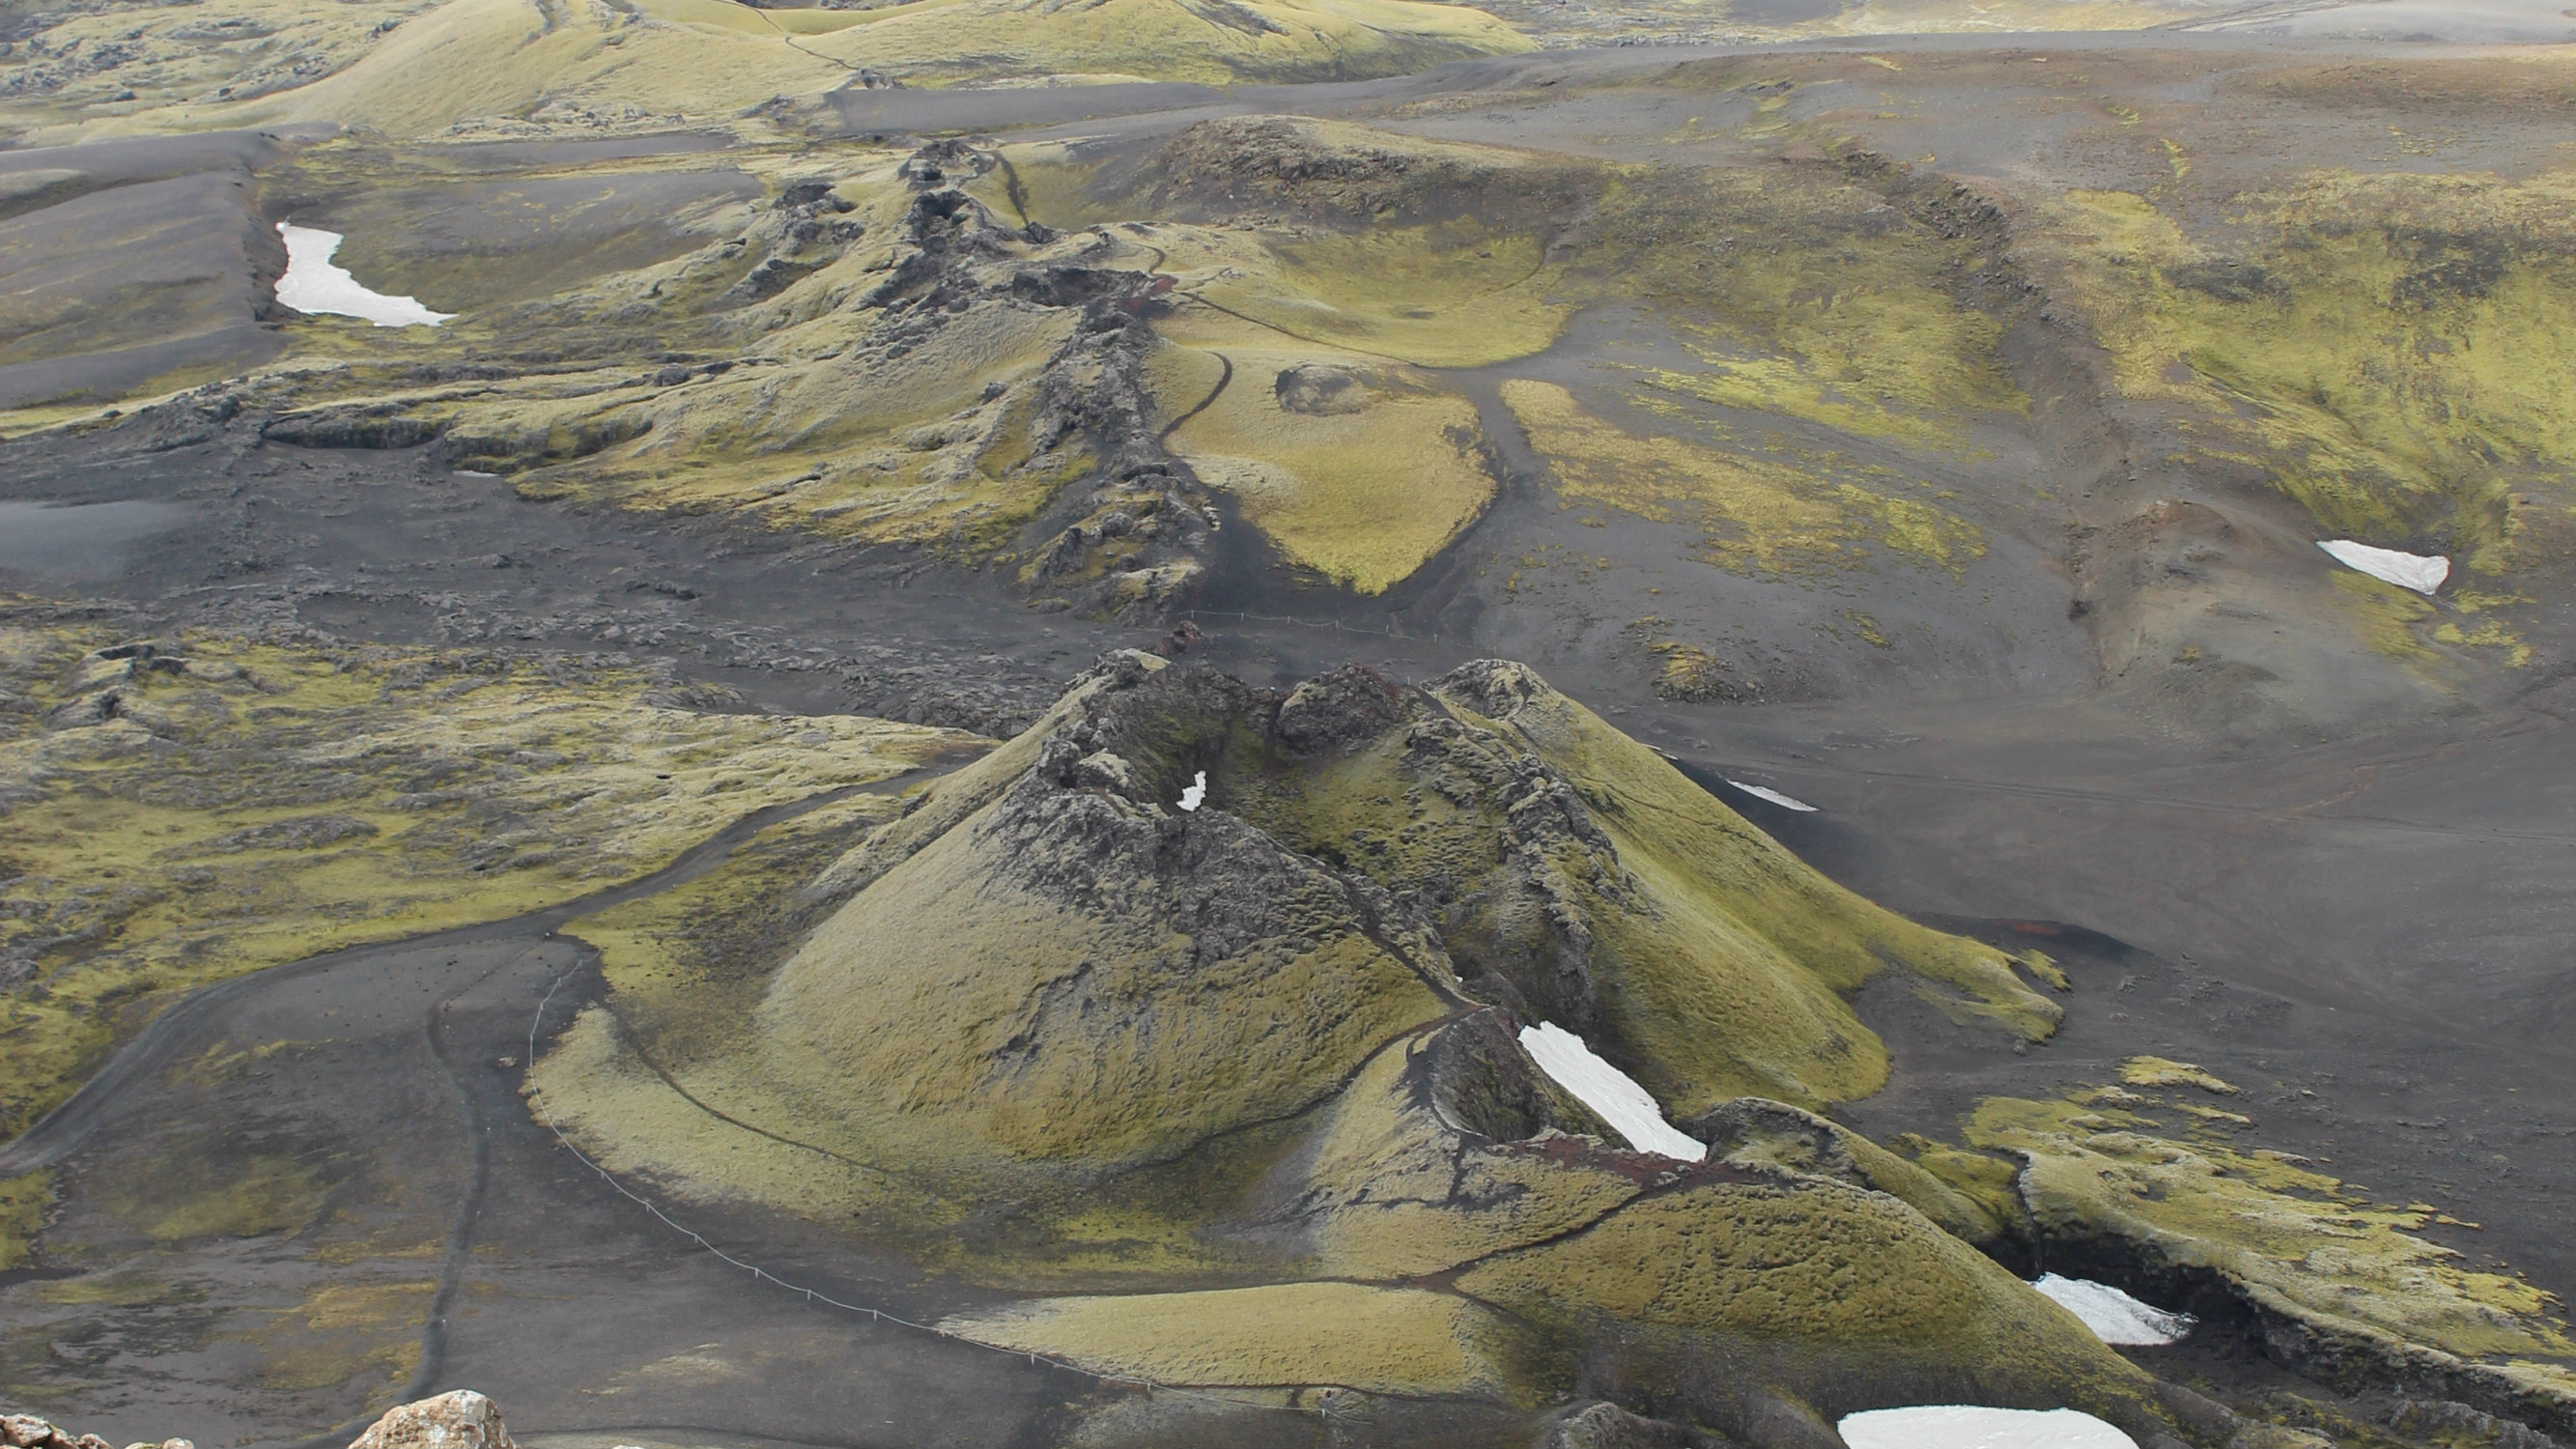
[5, 25, 2576, 1449]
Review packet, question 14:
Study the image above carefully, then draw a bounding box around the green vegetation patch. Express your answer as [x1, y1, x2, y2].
[1968, 1093, 2576, 1378]
[232, 1280, 435, 1403]
[2035, 177, 2576, 581]
[1178, 221, 1570, 370]
[1454, 1174, 2154, 1427]
[1503, 381, 1985, 580]
[2120, 1055, 2241, 1095]
[756, 794, 1447, 1172]
[0, 604, 965, 1137]
[1593, 164, 2024, 449]
[568, 790, 914, 1072]
[1427, 662, 2057, 1115]
[1151, 342, 1498, 595]
[945, 1281, 1514, 1397]
[0, 1171, 49, 1270]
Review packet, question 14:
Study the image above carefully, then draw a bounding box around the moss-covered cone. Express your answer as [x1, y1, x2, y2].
[1224, 658, 2061, 1114]
[763, 651, 2059, 1172]
[543, 651, 2185, 1442]
[759, 669, 1455, 1174]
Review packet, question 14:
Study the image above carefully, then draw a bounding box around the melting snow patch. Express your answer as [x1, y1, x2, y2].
[1728, 781, 1817, 812]
[2032, 1273, 2195, 1346]
[1840, 1406, 2137, 1449]
[275, 222, 455, 327]
[2318, 539, 2448, 596]
[1517, 1022, 1706, 1161]
[1175, 770, 1206, 812]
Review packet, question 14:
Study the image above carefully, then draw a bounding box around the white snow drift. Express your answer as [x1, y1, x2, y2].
[2032, 1273, 2195, 1347]
[2318, 539, 2448, 596]
[1517, 1022, 1706, 1161]
[1840, 1406, 2137, 1449]
[1175, 770, 1207, 812]
[274, 222, 455, 327]
[1728, 781, 1817, 812]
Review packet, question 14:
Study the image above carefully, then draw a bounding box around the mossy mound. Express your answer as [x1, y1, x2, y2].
[1454, 1172, 2163, 1441]
[798, 649, 2058, 1122]
[753, 727, 1453, 1174]
[535, 652, 2175, 1444]
[947, 1281, 1516, 1399]
[1962, 1092, 2576, 1436]
[612, 649, 2056, 1184]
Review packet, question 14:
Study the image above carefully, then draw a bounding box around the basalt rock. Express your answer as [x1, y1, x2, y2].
[346, 1391, 515, 1449]
[0, 1416, 189, 1449]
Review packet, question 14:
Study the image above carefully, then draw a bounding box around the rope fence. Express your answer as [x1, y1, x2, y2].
[1177, 608, 1412, 640]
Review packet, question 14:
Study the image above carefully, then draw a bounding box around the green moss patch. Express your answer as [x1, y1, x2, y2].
[0, 605, 966, 1138]
[1967, 1092, 2576, 1409]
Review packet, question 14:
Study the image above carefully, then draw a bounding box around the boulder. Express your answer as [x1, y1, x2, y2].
[348, 1392, 515, 1449]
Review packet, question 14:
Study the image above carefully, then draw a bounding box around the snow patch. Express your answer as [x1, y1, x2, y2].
[2032, 1273, 2195, 1347]
[1728, 781, 1817, 812]
[275, 222, 455, 327]
[2318, 539, 2448, 596]
[1517, 1021, 1706, 1161]
[1840, 1406, 2138, 1449]
[1175, 770, 1206, 812]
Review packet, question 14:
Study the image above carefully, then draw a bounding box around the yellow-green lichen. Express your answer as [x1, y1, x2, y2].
[234, 1281, 434, 1398]
[1430, 665, 2058, 1114]
[1502, 381, 1984, 580]
[1594, 167, 2024, 448]
[0, 609, 967, 1138]
[1150, 341, 1496, 594]
[95, 1147, 327, 1244]
[1454, 1175, 2151, 1426]
[1968, 1094, 2576, 1373]
[2120, 1056, 2240, 1095]
[2033, 178, 2576, 582]
[759, 812, 1446, 1171]
[0, 1172, 50, 1270]
[944, 1281, 1513, 1397]
[1178, 221, 1569, 370]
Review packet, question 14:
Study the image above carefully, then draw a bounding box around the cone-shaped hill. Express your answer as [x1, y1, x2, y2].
[769, 651, 2062, 1166]
[533, 653, 2201, 1446]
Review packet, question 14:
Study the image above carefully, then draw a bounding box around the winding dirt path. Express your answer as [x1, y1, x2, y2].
[0, 768, 949, 1177]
